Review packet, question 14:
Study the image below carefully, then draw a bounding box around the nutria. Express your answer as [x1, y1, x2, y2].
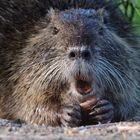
[0, 0, 140, 127]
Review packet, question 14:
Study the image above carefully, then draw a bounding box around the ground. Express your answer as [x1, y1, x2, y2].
[0, 119, 140, 140]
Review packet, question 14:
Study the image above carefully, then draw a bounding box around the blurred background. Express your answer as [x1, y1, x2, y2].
[120, 0, 140, 34]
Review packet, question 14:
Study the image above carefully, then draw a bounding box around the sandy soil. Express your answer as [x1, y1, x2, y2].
[0, 119, 140, 140]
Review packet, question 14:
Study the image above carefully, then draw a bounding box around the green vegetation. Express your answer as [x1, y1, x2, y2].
[119, 0, 140, 34]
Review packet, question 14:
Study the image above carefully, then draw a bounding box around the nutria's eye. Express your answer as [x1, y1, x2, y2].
[52, 27, 59, 35]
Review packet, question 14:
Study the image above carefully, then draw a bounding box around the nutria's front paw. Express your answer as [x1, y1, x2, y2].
[60, 104, 82, 127]
[89, 100, 114, 124]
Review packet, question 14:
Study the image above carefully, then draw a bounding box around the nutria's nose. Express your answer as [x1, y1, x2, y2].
[68, 48, 91, 60]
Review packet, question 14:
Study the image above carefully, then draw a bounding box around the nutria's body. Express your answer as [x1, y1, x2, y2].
[0, 0, 140, 126]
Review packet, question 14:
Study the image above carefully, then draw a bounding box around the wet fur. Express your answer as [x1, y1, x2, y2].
[0, 0, 140, 126]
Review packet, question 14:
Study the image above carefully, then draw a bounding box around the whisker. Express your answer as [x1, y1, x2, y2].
[94, 57, 130, 94]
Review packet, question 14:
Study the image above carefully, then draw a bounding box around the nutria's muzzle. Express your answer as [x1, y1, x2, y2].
[75, 76, 93, 95]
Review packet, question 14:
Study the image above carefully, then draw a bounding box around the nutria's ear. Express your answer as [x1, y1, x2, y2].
[96, 8, 110, 25]
[96, 8, 104, 24]
[95, 9, 109, 34]
[47, 8, 60, 21]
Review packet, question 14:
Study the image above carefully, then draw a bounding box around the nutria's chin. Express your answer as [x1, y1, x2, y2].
[0, 0, 140, 126]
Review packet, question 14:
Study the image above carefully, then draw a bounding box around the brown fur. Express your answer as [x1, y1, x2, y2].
[0, 0, 140, 126]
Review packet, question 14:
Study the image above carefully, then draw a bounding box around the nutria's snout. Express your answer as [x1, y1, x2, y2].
[67, 47, 93, 95]
[68, 47, 91, 61]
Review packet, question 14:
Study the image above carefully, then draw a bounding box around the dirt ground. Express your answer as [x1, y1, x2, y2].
[0, 119, 140, 140]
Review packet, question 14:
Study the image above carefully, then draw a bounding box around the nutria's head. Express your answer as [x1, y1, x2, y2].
[21, 8, 133, 101]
